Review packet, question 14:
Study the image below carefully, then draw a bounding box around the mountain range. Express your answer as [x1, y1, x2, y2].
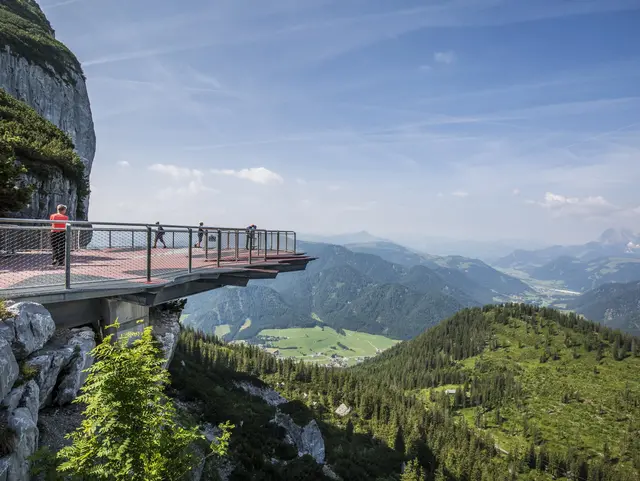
[495, 228, 640, 272]
[183, 241, 532, 340]
[567, 280, 640, 335]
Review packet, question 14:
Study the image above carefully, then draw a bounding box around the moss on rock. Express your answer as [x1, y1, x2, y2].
[0, 0, 83, 82]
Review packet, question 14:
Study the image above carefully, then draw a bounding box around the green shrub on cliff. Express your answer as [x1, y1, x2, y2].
[0, 0, 83, 81]
[0, 88, 87, 216]
[56, 321, 227, 481]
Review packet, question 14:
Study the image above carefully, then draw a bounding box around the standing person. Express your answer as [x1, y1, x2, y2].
[245, 224, 256, 250]
[49, 204, 68, 266]
[153, 222, 167, 248]
[195, 222, 205, 248]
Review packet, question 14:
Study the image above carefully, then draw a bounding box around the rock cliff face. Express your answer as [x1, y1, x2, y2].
[0, 0, 96, 219]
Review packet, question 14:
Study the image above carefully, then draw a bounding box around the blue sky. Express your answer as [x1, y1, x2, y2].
[41, 0, 640, 245]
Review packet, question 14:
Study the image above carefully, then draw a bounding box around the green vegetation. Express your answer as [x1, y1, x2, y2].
[0, 0, 83, 81]
[55, 321, 231, 480]
[0, 88, 87, 216]
[257, 326, 399, 365]
[0, 299, 11, 319]
[178, 305, 640, 480]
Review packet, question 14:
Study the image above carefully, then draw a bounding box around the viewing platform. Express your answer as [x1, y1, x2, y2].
[0, 219, 314, 330]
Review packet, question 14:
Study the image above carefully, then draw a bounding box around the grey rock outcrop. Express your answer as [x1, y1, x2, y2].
[1, 303, 55, 360]
[272, 411, 325, 464]
[0, 47, 96, 219]
[54, 328, 95, 406]
[25, 348, 72, 408]
[335, 403, 351, 417]
[0, 381, 40, 481]
[0, 338, 19, 400]
[151, 311, 182, 369]
[234, 381, 287, 407]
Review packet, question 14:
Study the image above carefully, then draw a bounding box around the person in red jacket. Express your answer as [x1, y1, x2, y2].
[49, 204, 68, 266]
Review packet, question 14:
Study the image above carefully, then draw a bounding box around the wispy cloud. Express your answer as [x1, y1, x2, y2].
[210, 167, 284, 185]
[451, 190, 469, 198]
[434, 51, 456, 65]
[149, 164, 203, 179]
[116, 160, 130, 167]
[532, 192, 617, 218]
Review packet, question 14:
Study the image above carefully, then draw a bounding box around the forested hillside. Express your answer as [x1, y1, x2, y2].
[174, 304, 640, 480]
[183, 242, 529, 341]
[531, 255, 640, 292]
[568, 281, 640, 335]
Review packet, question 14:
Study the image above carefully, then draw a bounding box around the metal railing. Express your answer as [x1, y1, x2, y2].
[0, 219, 297, 294]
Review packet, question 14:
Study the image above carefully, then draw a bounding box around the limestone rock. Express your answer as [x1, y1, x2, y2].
[54, 328, 95, 405]
[0, 338, 18, 401]
[25, 348, 73, 408]
[301, 420, 325, 464]
[272, 411, 325, 464]
[1, 303, 55, 360]
[6, 407, 38, 481]
[2, 381, 39, 423]
[323, 465, 342, 481]
[0, 47, 96, 219]
[234, 381, 287, 407]
[151, 311, 181, 369]
[335, 403, 351, 417]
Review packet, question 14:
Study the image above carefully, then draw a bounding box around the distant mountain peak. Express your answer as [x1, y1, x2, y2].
[599, 228, 638, 245]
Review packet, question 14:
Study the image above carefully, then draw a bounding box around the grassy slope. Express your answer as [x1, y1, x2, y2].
[258, 325, 399, 365]
[428, 316, 640, 462]
[0, 0, 82, 81]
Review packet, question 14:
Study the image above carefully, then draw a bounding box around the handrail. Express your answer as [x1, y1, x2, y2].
[0, 218, 295, 234]
[0, 218, 298, 294]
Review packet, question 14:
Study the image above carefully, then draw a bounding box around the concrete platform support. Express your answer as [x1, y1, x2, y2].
[99, 298, 149, 340]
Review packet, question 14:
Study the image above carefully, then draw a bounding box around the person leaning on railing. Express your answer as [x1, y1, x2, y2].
[49, 204, 68, 266]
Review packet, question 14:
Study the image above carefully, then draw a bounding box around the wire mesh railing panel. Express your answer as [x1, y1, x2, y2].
[0, 219, 299, 295]
[0, 225, 66, 291]
[70, 228, 148, 285]
[150, 230, 191, 278]
[218, 229, 237, 264]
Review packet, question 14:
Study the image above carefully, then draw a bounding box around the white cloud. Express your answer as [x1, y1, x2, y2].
[451, 190, 469, 197]
[117, 160, 130, 167]
[149, 163, 203, 178]
[210, 167, 284, 185]
[512, 188, 520, 196]
[434, 51, 456, 65]
[533, 192, 616, 218]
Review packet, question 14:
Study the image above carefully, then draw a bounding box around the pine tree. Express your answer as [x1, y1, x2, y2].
[346, 419, 354, 442]
[401, 458, 424, 481]
[57, 322, 229, 481]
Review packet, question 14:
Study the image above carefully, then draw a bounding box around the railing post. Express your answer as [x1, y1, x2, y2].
[64, 224, 72, 289]
[235, 230, 239, 261]
[276, 231, 280, 255]
[146, 227, 152, 282]
[293, 232, 296, 254]
[172, 231, 175, 249]
[264, 231, 268, 261]
[248, 235, 252, 264]
[217, 229, 222, 267]
[204, 229, 209, 260]
[285, 233, 288, 252]
[188, 229, 193, 273]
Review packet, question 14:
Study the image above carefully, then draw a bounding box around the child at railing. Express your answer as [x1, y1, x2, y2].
[153, 222, 167, 248]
